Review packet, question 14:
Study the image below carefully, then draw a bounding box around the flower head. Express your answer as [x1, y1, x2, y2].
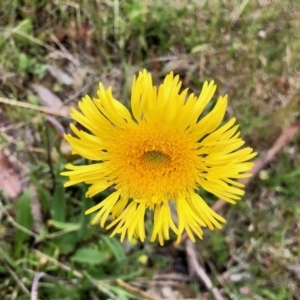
[61, 70, 256, 245]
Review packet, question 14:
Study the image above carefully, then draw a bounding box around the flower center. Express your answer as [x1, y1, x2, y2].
[108, 123, 200, 201]
[141, 150, 171, 168]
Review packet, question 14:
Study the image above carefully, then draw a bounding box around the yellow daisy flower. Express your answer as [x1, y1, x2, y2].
[61, 70, 256, 245]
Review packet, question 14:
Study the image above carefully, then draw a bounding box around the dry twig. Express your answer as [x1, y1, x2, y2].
[185, 241, 225, 300]
[31, 273, 45, 300]
[117, 279, 163, 300]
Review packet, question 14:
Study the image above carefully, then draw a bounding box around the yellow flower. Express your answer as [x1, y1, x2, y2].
[61, 70, 256, 245]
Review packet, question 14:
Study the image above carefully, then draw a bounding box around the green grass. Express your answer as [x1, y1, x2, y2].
[1, 0, 300, 299]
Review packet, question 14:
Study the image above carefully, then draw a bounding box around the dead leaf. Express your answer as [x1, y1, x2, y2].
[67, 64, 89, 87]
[0, 150, 22, 199]
[45, 116, 65, 135]
[32, 84, 70, 117]
[161, 57, 196, 75]
[60, 139, 74, 159]
[287, 263, 300, 278]
[239, 286, 250, 295]
[46, 65, 74, 86]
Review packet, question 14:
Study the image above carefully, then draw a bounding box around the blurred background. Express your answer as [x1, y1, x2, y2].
[1, 1, 300, 299]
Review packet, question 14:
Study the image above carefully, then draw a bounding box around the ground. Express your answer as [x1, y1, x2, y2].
[0, 1, 300, 299]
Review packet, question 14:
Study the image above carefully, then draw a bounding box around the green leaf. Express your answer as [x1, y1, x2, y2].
[14, 190, 33, 255]
[191, 43, 209, 53]
[0, 245, 15, 266]
[71, 247, 108, 264]
[30, 174, 52, 209]
[57, 233, 78, 255]
[48, 220, 79, 231]
[280, 168, 300, 180]
[18, 53, 29, 74]
[13, 19, 33, 35]
[12, 19, 34, 46]
[77, 185, 92, 241]
[101, 235, 125, 262]
[52, 181, 65, 222]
